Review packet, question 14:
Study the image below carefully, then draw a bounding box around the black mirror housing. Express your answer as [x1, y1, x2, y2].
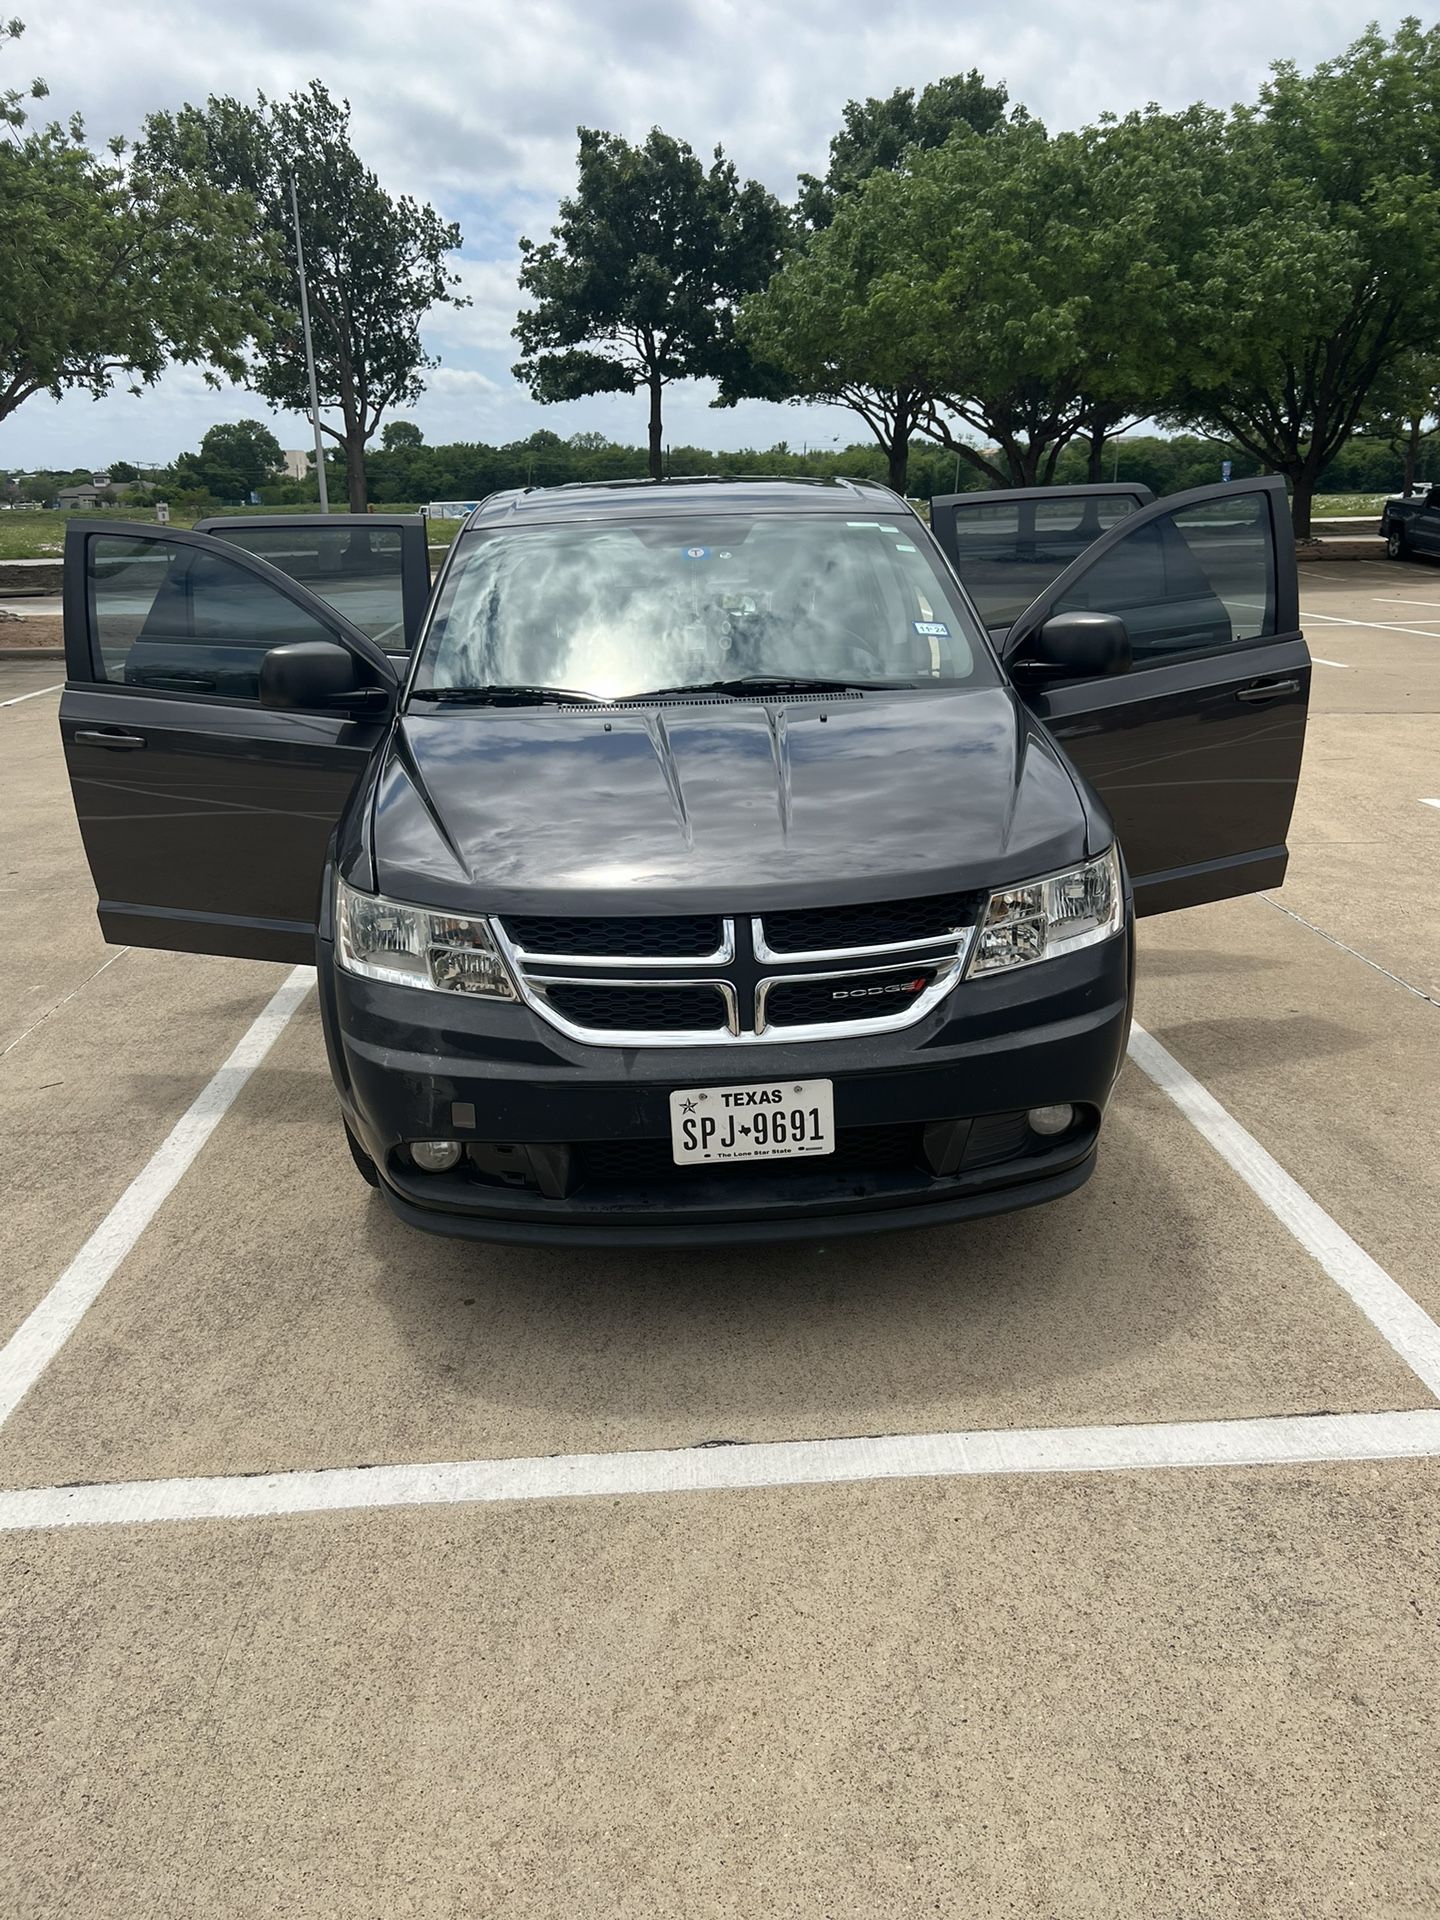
[260, 640, 382, 712]
[1030, 611, 1132, 678]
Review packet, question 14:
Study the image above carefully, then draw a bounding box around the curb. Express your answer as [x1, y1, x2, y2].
[0, 647, 64, 661]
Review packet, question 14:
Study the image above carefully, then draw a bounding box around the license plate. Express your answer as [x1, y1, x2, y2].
[669, 1078, 835, 1165]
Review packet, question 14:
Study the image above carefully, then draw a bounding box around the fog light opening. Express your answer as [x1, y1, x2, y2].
[410, 1138, 462, 1172]
[1027, 1104, 1075, 1138]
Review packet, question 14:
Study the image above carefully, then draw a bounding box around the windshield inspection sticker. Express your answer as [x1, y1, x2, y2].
[914, 621, 950, 637]
[682, 545, 711, 560]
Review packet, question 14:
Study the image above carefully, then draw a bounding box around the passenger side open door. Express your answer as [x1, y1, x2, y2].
[930, 483, 1154, 638]
[1001, 477, 1309, 916]
[59, 522, 399, 962]
[195, 513, 431, 655]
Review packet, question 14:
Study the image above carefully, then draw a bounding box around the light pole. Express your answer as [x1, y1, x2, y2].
[288, 171, 329, 514]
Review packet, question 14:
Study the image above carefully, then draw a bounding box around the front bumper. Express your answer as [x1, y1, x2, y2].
[318, 926, 1133, 1246]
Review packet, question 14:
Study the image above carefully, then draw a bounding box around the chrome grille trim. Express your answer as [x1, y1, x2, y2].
[490, 917, 974, 1048]
[756, 945, 971, 1039]
[751, 917, 969, 965]
[506, 918, 735, 969]
[522, 974, 739, 1045]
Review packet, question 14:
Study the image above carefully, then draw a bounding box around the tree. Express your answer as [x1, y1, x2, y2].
[1358, 350, 1440, 496]
[736, 71, 1019, 492]
[141, 83, 467, 512]
[513, 127, 788, 479]
[381, 419, 424, 451]
[796, 70, 1018, 229]
[0, 21, 257, 434]
[166, 418, 281, 502]
[746, 119, 1181, 492]
[1164, 22, 1440, 538]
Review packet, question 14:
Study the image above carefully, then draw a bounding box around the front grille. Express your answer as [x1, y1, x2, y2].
[764, 966, 940, 1029]
[759, 891, 979, 953]
[504, 914, 723, 959]
[580, 1124, 924, 1187]
[541, 982, 729, 1033]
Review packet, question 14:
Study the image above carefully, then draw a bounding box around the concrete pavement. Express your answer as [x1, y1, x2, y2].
[1, 560, 1438, 1917]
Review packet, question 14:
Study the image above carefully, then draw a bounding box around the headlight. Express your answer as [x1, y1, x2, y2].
[968, 846, 1123, 975]
[335, 878, 518, 999]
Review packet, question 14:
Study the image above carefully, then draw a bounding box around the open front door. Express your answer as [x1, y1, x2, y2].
[930, 483, 1154, 637]
[195, 513, 431, 654]
[59, 522, 398, 962]
[1002, 477, 1309, 916]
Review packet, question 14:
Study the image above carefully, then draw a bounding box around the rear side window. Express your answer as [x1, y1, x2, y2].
[89, 535, 336, 701]
[204, 525, 408, 648]
[1050, 494, 1276, 661]
[942, 496, 1143, 629]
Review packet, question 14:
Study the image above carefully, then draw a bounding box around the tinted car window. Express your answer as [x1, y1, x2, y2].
[90, 535, 336, 699]
[1050, 494, 1276, 660]
[415, 514, 995, 699]
[206, 525, 407, 647]
[943, 495, 1143, 629]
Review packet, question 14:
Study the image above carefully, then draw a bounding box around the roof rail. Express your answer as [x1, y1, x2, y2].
[516, 472, 897, 498]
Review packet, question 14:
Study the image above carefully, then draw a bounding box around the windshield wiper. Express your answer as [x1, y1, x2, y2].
[410, 684, 609, 707]
[629, 675, 915, 699]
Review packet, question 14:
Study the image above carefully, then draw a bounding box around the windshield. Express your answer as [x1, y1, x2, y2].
[410, 513, 995, 701]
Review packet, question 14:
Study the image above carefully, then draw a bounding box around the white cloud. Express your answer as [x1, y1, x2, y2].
[4, 0, 1414, 467]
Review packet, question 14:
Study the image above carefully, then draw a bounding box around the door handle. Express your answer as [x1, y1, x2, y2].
[1236, 679, 1300, 704]
[74, 729, 146, 750]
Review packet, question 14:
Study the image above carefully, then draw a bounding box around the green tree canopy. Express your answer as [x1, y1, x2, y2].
[796, 70, 1018, 230]
[169, 418, 284, 500]
[381, 418, 424, 450]
[1162, 21, 1440, 537]
[745, 117, 1184, 491]
[0, 20, 257, 434]
[141, 82, 467, 511]
[513, 127, 788, 479]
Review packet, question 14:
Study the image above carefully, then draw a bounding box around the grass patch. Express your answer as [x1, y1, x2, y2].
[0, 504, 460, 563]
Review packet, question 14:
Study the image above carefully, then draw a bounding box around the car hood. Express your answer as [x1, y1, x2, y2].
[369, 687, 1090, 915]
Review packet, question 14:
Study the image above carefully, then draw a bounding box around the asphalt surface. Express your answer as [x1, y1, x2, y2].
[2, 562, 1439, 1917]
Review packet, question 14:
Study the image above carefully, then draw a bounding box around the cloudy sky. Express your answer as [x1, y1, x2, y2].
[7, 0, 1414, 470]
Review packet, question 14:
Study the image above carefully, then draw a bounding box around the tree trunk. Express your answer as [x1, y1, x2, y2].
[1086, 426, 1106, 483]
[1290, 471, 1315, 542]
[345, 432, 368, 513]
[887, 432, 909, 495]
[647, 374, 664, 482]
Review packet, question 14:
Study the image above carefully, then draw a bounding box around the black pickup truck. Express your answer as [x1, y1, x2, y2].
[1381, 486, 1440, 560]
[57, 476, 1309, 1247]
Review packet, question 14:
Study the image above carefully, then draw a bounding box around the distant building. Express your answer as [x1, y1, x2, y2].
[55, 478, 155, 510]
[283, 449, 312, 482]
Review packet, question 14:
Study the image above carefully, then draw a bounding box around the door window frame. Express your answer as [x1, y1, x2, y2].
[195, 512, 432, 652]
[1000, 476, 1298, 668]
[64, 520, 400, 710]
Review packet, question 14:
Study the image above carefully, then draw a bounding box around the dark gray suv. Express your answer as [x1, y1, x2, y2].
[59, 476, 1309, 1244]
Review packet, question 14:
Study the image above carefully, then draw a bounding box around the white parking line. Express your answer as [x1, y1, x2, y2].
[0, 682, 61, 707]
[0, 966, 315, 1430]
[1128, 1024, 1440, 1397]
[3, 1410, 1439, 1534]
[1374, 598, 1440, 610]
[1, 1009, 1437, 1533]
[1302, 610, 1440, 638]
[1422, 798, 1440, 811]
[1311, 658, 1349, 668]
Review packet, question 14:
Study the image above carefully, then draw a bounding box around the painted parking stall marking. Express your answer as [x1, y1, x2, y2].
[0, 967, 315, 1429]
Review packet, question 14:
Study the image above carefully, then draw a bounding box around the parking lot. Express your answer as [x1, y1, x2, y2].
[2, 559, 1438, 1916]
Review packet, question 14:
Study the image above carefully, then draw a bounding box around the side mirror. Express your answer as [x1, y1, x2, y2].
[1027, 610, 1132, 678]
[260, 640, 390, 713]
